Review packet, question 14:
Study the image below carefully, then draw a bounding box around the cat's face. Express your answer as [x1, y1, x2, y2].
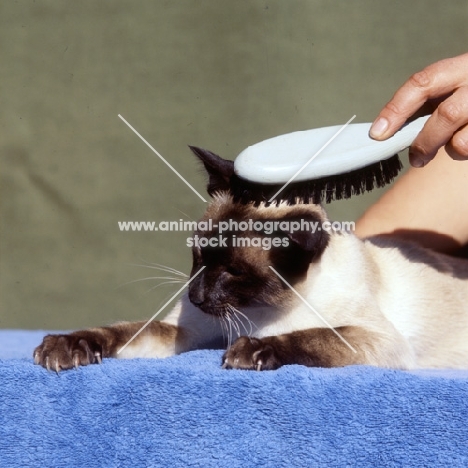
[187, 147, 330, 316]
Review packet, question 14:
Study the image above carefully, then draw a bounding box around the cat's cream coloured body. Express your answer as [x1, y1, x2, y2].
[35, 150, 468, 372]
[118, 194, 468, 370]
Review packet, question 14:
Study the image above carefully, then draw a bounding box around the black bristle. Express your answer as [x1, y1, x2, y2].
[230, 154, 403, 206]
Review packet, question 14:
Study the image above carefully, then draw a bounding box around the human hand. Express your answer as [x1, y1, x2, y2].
[369, 53, 468, 167]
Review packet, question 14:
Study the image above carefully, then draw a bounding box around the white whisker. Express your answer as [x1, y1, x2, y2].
[219, 311, 228, 348]
[145, 280, 186, 294]
[227, 308, 241, 340]
[227, 305, 244, 337]
[227, 305, 248, 337]
[224, 311, 233, 348]
[130, 260, 188, 278]
[216, 313, 226, 346]
[227, 304, 257, 337]
[119, 276, 185, 288]
[148, 262, 188, 278]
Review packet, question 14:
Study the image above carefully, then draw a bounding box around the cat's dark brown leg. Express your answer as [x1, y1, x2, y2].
[34, 321, 185, 372]
[222, 326, 405, 370]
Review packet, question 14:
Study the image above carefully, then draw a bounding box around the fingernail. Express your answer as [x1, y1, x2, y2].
[411, 157, 425, 168]
[409, 149, 426, 167]
[369, 117, 389, 138]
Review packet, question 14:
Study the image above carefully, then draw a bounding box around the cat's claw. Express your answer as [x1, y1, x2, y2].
[222, 336, 281, 371]
[34, 333, 106, 371]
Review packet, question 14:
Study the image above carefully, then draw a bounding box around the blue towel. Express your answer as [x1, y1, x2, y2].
[1, 330, 467, 467]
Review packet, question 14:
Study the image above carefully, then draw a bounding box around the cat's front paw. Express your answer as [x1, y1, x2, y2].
[222, 336, 281, 371]
[34, 333, 104, 373]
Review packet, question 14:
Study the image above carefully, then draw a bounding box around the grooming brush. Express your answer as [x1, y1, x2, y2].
[232, 115, 430, 205]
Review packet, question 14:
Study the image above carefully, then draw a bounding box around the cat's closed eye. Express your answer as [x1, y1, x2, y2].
[226, 266, 243, 277]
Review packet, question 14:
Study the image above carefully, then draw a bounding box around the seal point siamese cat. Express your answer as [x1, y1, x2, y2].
[35, 147, 468, 372]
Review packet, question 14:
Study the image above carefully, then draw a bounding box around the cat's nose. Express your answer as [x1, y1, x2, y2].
[188, 289, 204, 307]
[190, 297, 204, 306]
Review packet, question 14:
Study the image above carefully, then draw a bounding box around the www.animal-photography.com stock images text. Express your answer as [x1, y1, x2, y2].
[2, 2, 468, 467]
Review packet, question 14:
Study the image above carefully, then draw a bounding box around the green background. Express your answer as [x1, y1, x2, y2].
[1, 1, 467, 329]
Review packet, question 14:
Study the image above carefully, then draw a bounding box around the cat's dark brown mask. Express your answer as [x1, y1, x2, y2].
[187, 147, 330, 316]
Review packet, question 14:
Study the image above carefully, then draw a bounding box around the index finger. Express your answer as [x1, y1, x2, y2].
[370, 53, 468, 140]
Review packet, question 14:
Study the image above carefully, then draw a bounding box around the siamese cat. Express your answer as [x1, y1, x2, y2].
[34, 148, 468, 372]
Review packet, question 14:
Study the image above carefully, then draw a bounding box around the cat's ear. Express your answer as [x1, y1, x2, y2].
[278, 211, 330, 261]
[270, 218, 330, 284]
[189, 146, 234, 197]
[286, 227, 329, 256]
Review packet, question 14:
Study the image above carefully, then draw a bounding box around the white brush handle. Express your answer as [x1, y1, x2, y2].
[234, 115, 430, 183]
